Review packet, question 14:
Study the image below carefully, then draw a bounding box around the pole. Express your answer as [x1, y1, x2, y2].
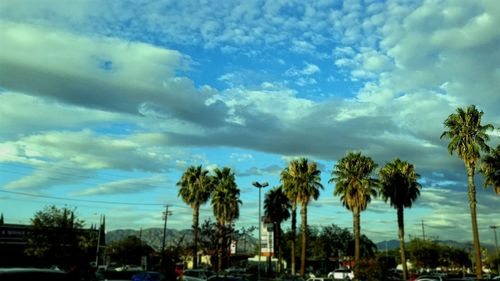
[95, 215, 102, 266]
[160, 205, 171, 267]
[491, 225, 499, 275]
[422, 220, 426, 240]
[253, 181, 269, 281]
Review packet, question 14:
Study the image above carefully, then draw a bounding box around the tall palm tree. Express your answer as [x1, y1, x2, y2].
[480, 144, 500, 195]
[281, 158, 323, 277]
[177, 165, 213, 269]
[441, 105, 493, 278]
[379, 158, 421, 281]
[264, 186, 291, 273]
[211, 167, 241, 271]
[330, 152, 378, 280]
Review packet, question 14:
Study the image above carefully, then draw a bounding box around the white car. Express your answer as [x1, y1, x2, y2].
[327, 269, 354, 280]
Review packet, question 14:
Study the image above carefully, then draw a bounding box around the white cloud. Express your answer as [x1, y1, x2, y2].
[72, 176, 167, 196]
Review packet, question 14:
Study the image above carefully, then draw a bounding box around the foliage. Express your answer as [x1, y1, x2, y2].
[480, 144, 500, 194]
[330, 151, 378, 279]
[24, 205, 94, 268]
[177, 165, 214, 268]
[105, 235, 154, 266]
[379, 158, 421, 280]
[441, 105, 494, 278]
[407, 238, 471, 271]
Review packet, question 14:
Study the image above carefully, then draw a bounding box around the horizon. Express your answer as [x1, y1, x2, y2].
[0, 0, 499, 247]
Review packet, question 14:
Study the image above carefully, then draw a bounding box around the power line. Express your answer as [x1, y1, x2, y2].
[0, 189, 164, 206]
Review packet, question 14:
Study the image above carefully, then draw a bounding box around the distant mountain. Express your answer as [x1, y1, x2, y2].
[106, 228, 256, 253]
[375, 239, 496, 253]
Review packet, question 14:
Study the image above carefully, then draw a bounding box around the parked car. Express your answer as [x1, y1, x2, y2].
[207, 276, 249, 281]
[224, 266, 246, 275]
[183, 269, 217, 281]
[415, 275, 443, 281]
[306, 277, 334, 281]
[0, 268, 70, 281]
[327, 269, 354, 280]
[132, 271, 166, 281]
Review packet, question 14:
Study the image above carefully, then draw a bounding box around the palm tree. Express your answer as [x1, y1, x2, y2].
[264, 186, 291, 273]
[211, 167, 241, 271]
[480, 144, 500, 195]
[177, 165, 213, 269]
[330, 152, 378, 280]
[441, 105, 493, 278]
[281, 158, 323, 277]
[379, 158, 421, 281]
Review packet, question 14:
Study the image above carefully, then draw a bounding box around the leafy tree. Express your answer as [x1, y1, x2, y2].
[24, 205, 94, 268]
[441, 105, 494, 278]
[177, 165, 214, 268]
[105, 235, 154, 266]
[480, 144, 500, 195]
[379, 158, 421, 280]
[281, 158, 323, 277]
[264, 186, 291, 273]
[211, 167, 241, 271]
[330, 152, 378, 280]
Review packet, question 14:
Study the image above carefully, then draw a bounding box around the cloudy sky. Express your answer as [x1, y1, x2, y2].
[0, 0, 499, 245]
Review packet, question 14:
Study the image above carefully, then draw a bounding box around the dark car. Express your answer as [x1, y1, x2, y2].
[132, 271, 166, 281]
[207, 276, 249, 281]
[0, 268, 70, 281]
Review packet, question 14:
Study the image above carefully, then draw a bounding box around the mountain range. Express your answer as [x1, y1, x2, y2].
[105, 228, 496, 254]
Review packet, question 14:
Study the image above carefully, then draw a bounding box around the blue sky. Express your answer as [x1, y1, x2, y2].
[0, 0, 499, 245]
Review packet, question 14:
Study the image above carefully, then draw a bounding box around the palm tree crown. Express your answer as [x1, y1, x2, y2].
[379, 158, 421, 209]
[211, 167, 241, 224]
[177, 165, 213, 209]
[330, 152, 378, 211]
[264, 186, 291, 226]
[440, 105, 493, 167]
[481, 144, 500, 194]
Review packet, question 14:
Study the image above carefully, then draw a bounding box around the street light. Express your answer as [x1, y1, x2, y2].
[253, 181, 269, 281]
[491, 225, 499, 275]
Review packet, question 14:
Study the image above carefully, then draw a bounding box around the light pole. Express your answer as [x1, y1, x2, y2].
[491, 225, 499, 275]
[253, 181, 268, 281]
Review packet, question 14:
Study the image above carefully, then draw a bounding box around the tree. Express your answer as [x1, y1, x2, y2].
[264, 186, 291, 273]
[481, 144, 500, 195]
[441, 105, 494, 278]
[105, 235, 154, 266]
[379, 158, 421, 281]
[24, 205, 93, 268]
[281, 158, 323, 277]
[211, 167, 241, 271]
[177, 165, 213, 269]
[330, 152, 378, 280]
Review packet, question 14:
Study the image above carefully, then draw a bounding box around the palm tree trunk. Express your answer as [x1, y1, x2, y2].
[353, 208, 360, 281]
[300, 203, 307, 277]
[291, 203, 296, 276]
[218, 221, 224, 272]
[467, 164, 482, 278]
[193, 206, 199, 269]
[397, 207, 407, 281]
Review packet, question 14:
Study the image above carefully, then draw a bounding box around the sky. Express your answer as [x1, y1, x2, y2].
[0, 0, 499, 246]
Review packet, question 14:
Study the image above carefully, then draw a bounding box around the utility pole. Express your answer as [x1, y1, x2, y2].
[95, 214, 102, 266]
[160, 205, 172, 267]
[422, 220, 426, 240]
[491, 225, 499, 275]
